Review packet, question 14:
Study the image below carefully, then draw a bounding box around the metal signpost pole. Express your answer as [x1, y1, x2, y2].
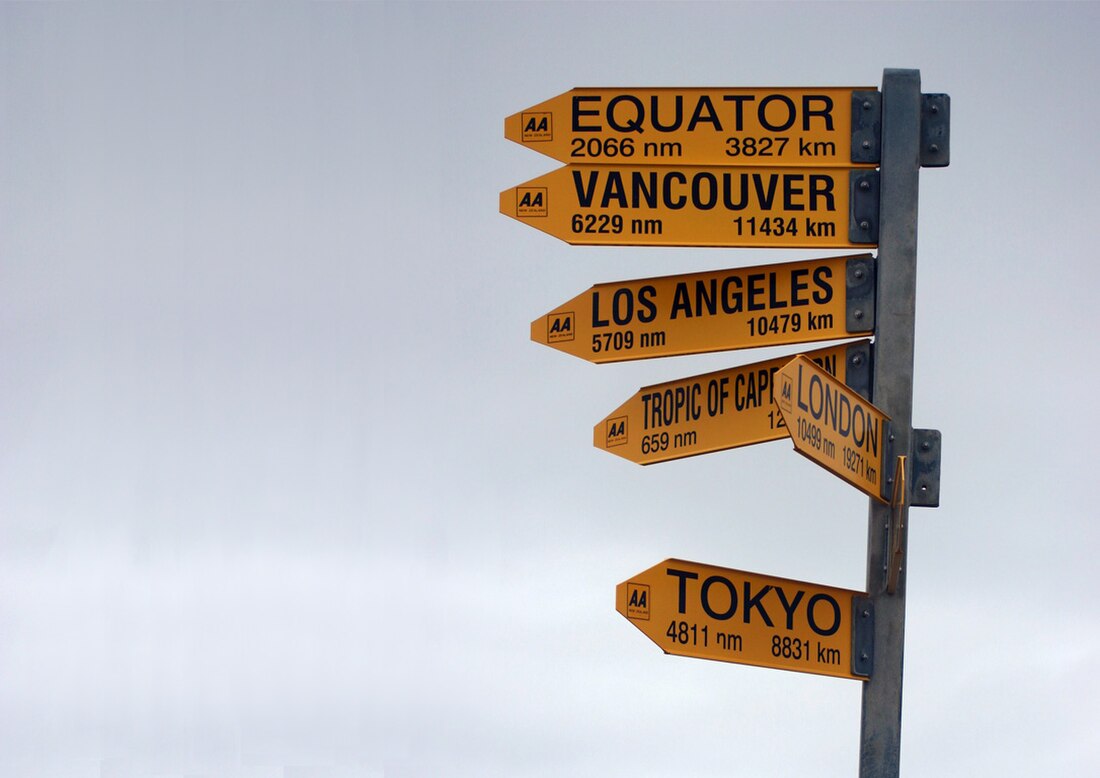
[858, 68, 921, 778]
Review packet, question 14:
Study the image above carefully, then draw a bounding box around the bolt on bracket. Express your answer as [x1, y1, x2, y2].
[921, 94, 950, 167]
[848, 170, 880, 244]
[845, 255, 876, 335]
[910, 428, 941, 507]
[850, 91, 882, 164]
[851, 596, 875, 678]
[844, 340, 873, 402]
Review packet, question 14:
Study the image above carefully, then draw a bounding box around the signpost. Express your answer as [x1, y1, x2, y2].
[776, 354, 891, 502]
[532, 254, 874, 363]
[616, 559, 872, 680]
[504, 69, 949, 778]
[499, 164, 879, 248]
[595, 342, 868, 465]
[505, 87, 880, 167]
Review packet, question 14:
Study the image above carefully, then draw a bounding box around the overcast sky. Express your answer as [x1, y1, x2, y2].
[2, 2, 1098, 777]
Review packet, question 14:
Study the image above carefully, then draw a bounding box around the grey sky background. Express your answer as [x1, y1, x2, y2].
[2, 2, 1097, 777]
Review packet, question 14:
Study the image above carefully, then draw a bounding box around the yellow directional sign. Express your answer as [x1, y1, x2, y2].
[776, 355, 890, 502]
[533, 255, 873, 363]
[595, 342, 868, 465]
[499, 164, 876, 248]
[617, 558, 871, 680]
[505, 87, 878, 167]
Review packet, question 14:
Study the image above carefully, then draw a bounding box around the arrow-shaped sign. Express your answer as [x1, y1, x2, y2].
[533, 255, 874, 363]
[617, 558, 872, 680]
[500, 164, 879, 248]
[775, 355, 890, 502]
[505, 87, 880, 167]
[595, 341, 869, 465]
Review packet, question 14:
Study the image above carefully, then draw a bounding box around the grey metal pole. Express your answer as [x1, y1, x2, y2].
[858, 68, 922, 778]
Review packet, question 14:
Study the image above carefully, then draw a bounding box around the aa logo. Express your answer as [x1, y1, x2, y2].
[626, 583, 650, 620]
[605, 416, 628, 448]
[779, 375, 793, 413]
[521, 112, 552, 142]
[546, 311, 575, 343]
[516, 187, 547, 217]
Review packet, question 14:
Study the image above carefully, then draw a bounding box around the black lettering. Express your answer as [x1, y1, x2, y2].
[807, 593, 840, 636]
[632, 172, 658, 208]
[803, 95, 834, 131]
[663, 172, 687, 210]
[701, 576, 738, 620]
[611, 288, 633, 325]
[747, 273, 766, 311]
[650, 94, 682, 132]
[667, 567, 699, 614]
[692, 173, 718, 210]
[638, 285, 657, 323]
[591, 291, 609, 328]
[765, 366, 779, 403]
[669, 282, 691, 319]
[758, 94, 796, 132]
[687, 95, 722, 131]
[752, 174, 778, 210]
[721, 275, 743, 314]
[572, 95, 601, 132]
[809, 374, 824, 418]
[756, 369, 770, 406]
[641, 391, 656, 429]
[722, 95, 754, 131]
[774, 586, 805, 630]
[601, 171, 627, 208]
[838, 393, 852, 438]
[851, 404, 865, 448]
[823, 377, 838, 431]
[607, 95, 645, 133]
[694, 280, 717, 317]
[790, 268, 809, 307]
[796, 363, 809, 412]
[783, 174, 805, 211]
[812, 265, 833, 304]
[572, 170, 598, 208]
[742, 582, 774, 627]
[723, 172, 749, 210]
[768, 272, 787, 309]
[809, 175, 835, 211]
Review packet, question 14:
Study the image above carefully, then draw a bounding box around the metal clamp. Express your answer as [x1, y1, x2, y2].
[843, 340, 873, 402]
[851, 596, 874, 678]
[851, 90, 882, 164]
[845, 255, 876, 335]
[848, 170, 880, 244]
[910, 428, 941, 507]
[920, 94, 950, 167]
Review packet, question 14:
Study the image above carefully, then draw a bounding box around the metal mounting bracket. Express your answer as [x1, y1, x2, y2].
[878, 421, 897, 503]
[851, 596, 874, 678]
[843, 340, 873, 402]
[921, 93, 950, 167]
[878, 426, 941, 508]
[851, 90, 882, 164]
[845, 255, 876, 335]
[848, 170, 880, 244]
[910, 428, 941, 507]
